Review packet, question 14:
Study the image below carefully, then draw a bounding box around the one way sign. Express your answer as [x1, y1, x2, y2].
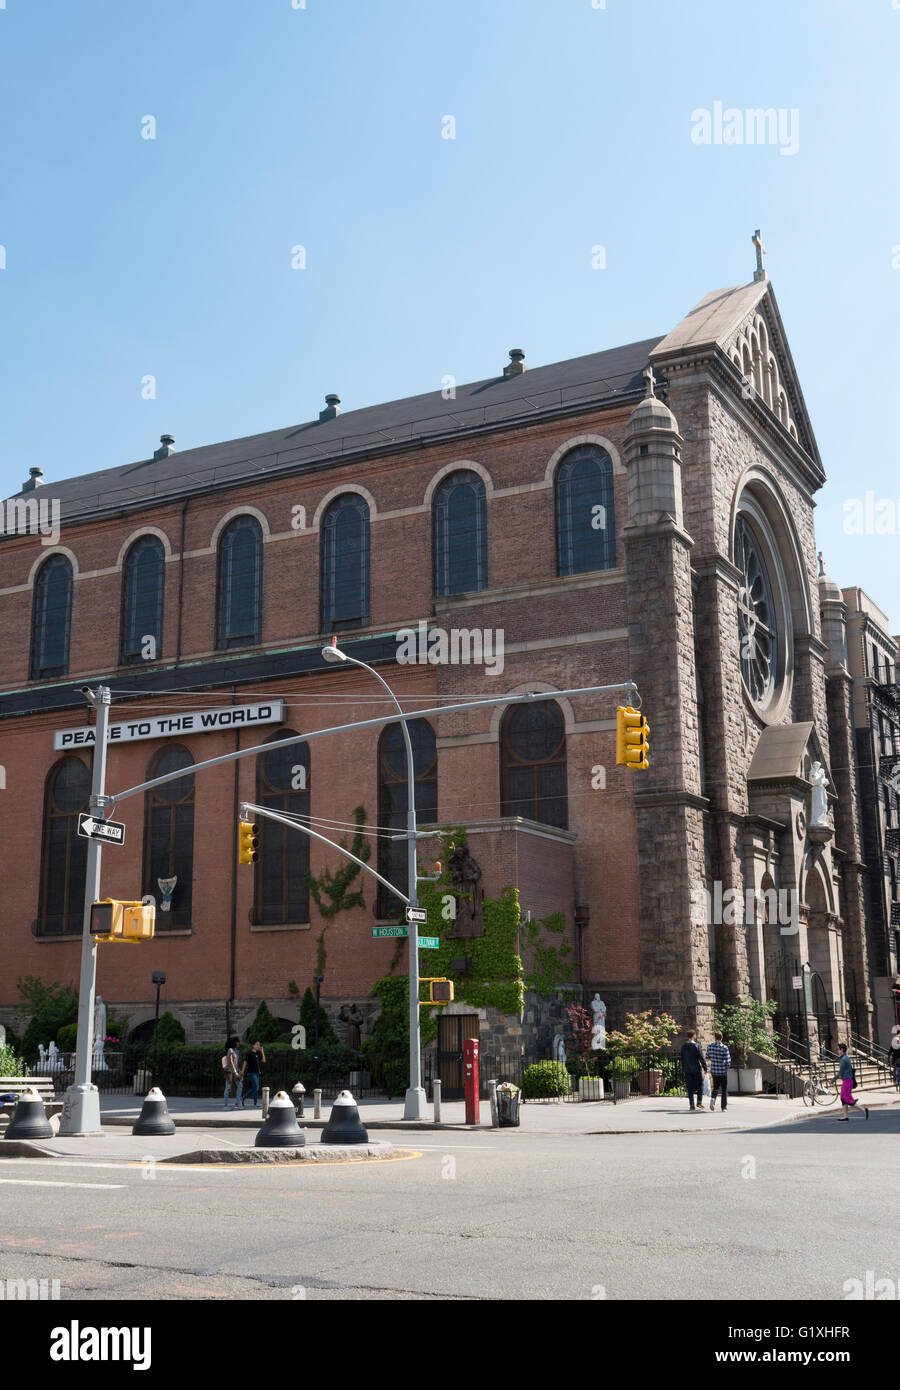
[78, 813, 126, 846]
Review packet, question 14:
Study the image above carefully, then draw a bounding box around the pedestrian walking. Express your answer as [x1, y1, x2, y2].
[889, 1026, 900, 1088]
[680, 1029, 708, 1112]
[222, 1034, 243, 1110]
[240, 1040, 266, 1108]
[834, 1043, 868, 1122]
[706, 1032, 731, 1112]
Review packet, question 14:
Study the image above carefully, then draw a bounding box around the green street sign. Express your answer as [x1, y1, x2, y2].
[418, 936, 440, 949]
[372, 926, 408, 938]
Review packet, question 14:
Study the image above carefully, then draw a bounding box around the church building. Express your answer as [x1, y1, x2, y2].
[0, 250, 894, 1063]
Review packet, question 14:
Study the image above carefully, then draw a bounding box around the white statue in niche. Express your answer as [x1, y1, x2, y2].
[810, 762, 830, 828]
[552, 1033, 567, 1064]
[590, 995, 607, 1050]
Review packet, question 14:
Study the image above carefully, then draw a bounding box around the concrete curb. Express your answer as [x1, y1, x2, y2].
[162, 1140, 397, 1164]
[101, 1114, 481, 1132]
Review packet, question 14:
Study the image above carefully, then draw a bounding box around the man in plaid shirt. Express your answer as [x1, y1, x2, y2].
[706, 1032, 731, 1112]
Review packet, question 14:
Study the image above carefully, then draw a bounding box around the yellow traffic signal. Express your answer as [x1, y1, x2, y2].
[616, 705, 650, 770]
[238, 819, 259, 865]
[89, 899, 155, 942]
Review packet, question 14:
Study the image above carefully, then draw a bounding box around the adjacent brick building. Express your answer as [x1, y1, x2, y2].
[1, 268, 894, 1066]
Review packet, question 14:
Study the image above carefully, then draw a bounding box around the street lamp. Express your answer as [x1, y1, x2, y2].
[322, 639, 427, 1119]
[151, 970, 166, 1084]
[313, 972, 324, 1090]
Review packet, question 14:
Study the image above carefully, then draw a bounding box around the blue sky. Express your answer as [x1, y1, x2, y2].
[1, 0, 898, 626]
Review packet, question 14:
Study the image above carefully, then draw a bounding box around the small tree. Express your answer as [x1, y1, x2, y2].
[713, 999, 777, 1068]
[0, 1043, 28, 1078]
[299, 989, 337, 1047]
[606, 1011, 680, 1057]
[17, 976, 79, 1054]
[565, 1002, 595, 1076]
[156, 1012, 186, 1047]
[245, 1000, 281, 1045]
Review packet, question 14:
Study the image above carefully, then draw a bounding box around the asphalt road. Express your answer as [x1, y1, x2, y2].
[2, 1109, 898, 1301]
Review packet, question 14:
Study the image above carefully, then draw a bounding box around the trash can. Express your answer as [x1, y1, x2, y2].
[496, 1081, 521, 1127]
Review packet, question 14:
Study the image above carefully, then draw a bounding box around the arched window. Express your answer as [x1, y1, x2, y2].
[255, 732, 311, 925]
[143, 745, 195, 928]
[433, 469, 487, 596]
[37, 757, 90, 935]
[31, 554, 73, 679]
[376, 720, 438, 917]
[500, 700, 568, 829]
[321, 494, 370, 632]
[555, 446, 616, 576]
[121, 535, 165, 664]
[216, 515, 263, 649]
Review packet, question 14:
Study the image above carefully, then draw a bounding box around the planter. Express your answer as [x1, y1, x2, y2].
[727, 1067, 763, 1094]
[578, 1076, 604, 1102]
[635, 1068, 664, 1096]
[613, 1075, 632, 1100]
[739, 1067, 763, 1094]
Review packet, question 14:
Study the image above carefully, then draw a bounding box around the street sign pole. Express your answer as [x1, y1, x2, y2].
[59, 685, 111, 1136]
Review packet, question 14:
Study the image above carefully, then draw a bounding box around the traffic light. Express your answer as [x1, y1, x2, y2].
[238, 819, 259, 865]
[89, 899, 155, 942]
[616, 705, 650, 770]
[424, 979, 454, 1005]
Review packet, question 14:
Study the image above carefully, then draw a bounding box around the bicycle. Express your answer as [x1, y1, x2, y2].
[802, 1067, 840, 1107]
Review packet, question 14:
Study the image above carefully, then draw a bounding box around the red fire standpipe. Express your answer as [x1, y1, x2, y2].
[463, 1037, 479, 1125]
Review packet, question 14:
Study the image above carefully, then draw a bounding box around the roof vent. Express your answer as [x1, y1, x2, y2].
[22, 466, 45, 493]
[503, 348, 526, 378]
[153, 434, 176, 460]
[319, 393, 342, 421]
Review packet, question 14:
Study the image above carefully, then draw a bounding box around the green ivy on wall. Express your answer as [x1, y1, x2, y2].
[522, 912, 573, 995]
[381, 826, 526, 1016]
[305, 805, 371, 973]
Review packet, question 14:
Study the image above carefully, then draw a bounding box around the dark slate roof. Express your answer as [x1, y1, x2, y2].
[7, 336, 663, 521]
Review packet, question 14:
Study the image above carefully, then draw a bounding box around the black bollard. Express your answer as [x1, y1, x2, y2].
[255, 1091, 306, 1147]
[132, 1087, 176, 1137]
[4, 1088, 54, 1141]
[320, 1089, 368, 1144]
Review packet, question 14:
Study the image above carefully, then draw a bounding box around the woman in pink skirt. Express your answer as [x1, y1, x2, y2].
[835, 1043, 869, 1122]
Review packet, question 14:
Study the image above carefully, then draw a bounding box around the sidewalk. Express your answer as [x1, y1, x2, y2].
[2, 1090, 896, 1164]
[95, 1087, 900, 1135]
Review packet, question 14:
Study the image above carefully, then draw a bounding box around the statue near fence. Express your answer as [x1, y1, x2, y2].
[590, 995, 607, 1050]
[92, 996, 108, 1071]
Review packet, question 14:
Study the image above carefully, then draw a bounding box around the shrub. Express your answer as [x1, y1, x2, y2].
[156, 1012, 186, 1047]
[522, 1060, 572, 1099]
[245, 1000, 282, 1045]
[0, 1043, 27, 1078]
[57, 1023, 77, 1052]
[17, 976, 79, 1054]
[299, 989, 337, 1046]
[606, 1011, 680, 1057]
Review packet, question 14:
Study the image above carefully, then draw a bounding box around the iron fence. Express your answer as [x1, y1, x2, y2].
[28, 1049, 384, 1101]
[470, 1051, 687, 1104]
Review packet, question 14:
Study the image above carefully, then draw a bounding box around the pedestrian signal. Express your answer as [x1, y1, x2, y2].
[89, 899, 155, 942]
[238, 819, 259, 865]
[616, 705, 650, 770]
